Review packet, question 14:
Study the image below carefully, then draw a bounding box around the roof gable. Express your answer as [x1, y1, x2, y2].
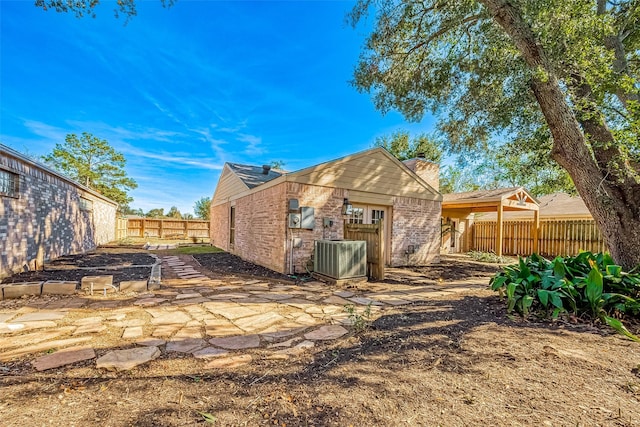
[212, 164, 250, 204]
[287, 147, 440, 200]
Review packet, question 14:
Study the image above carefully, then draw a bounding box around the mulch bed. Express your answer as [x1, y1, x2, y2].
[194, 252, 297, 282]
[0, 267, 152, 285]
[1, 250, 155, 285]
[47, 251, 156, 268]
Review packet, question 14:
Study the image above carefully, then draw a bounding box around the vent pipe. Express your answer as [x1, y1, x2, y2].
[262, 165, 271, 175]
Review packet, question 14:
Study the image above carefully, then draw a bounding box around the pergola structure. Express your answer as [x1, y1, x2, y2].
[442, 187, 540, 257]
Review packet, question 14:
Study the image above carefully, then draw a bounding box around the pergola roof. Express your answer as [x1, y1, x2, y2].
[443, 187, 539, 213]
[442, 187, 540, 257]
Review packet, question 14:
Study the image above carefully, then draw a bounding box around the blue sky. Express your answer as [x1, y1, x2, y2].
[1, 0, 436, 215]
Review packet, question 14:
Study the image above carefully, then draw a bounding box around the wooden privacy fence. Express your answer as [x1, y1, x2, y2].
[124, 218, 210, 239]
[472, 219, 607, 257]
[344, 221, 385, 280]
[115, 217, 128, 240]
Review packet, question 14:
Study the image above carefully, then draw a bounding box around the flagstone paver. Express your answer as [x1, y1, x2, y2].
[192, 347, 229, 359]
[11, 312, 66, 323]
[111, 319, 146, 328]
[150, 311, 192, 325]
[0, 327, 75, 350]
[204, 354, 252, 369]
[136, 338, 166, 347]
[234, 312, 286, 333]
[0, 313, 16, 323]
[204, 319, 245, 337]
[97, 346, 161, 371]
[0, 254, 493, 372]
[304, 325, 349, 340]
[73, 323, 107, 335]
[323, 295, 351, 305]
[1, 320, 58, 333]
[273, 340, 315, 357]
[166, 338, 207, 353]
[122, 326, 143, 339]
[209, 334, 261, 350]
[0, 336, 93, 362]
[204, 304, 260, 320]
[152, 325, 182, 337]
[32, 346, 96, 371]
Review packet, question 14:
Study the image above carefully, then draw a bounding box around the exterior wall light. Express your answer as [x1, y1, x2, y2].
[341, 198, 353, 215]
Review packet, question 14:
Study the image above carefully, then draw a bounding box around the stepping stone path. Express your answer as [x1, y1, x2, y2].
[0, 254, 487, 371]
[96, 346, 161, 371]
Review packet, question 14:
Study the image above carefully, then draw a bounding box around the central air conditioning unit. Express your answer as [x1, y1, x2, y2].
[314, 240, 367, 279]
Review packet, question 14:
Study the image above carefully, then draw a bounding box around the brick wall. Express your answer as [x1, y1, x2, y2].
[211, 179, 441, 274]
[391, 196, 441, 266]
[286, 182, 348, 275]
[0, 148, 117, 278]
[210, 202, 230, 251]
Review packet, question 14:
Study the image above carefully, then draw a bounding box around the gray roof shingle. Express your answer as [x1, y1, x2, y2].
[227, 163, 283, 189]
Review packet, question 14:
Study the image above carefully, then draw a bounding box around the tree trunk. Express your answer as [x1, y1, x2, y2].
[481, 0, 640, 269]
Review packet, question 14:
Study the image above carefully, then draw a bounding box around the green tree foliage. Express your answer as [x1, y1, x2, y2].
[167, 206, 182, 219]
[193, 197, 211, 220]
[35, 0, 175, 19]
[146, 208, 165, 218]
[42, 132, 137, 208]
[439, 165, 480, 194]
[269, 160, 286, 170]
[374, 130, 443, 162]
[351, 0, 640, 268]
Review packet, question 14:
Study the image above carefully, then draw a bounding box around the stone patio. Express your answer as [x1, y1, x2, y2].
[0, 254, 486, 371]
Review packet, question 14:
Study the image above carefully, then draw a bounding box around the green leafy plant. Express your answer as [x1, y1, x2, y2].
[344, 303, 372, 333]
[198, 411, 216, 424]
[490, 252, 640, 341]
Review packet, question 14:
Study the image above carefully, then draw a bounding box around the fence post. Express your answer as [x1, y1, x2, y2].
[496, 203, 504, 257]
[532, 210, 540, 254]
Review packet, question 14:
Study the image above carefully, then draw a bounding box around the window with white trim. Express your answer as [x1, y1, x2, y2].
[347, 207, 365, 224]
[0, 169, 19, 198]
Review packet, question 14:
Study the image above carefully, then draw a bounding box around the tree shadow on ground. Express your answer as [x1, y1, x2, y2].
[2, 293, 624, 427]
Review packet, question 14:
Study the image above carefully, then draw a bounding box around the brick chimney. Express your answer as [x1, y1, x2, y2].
[405, 158, 439, 192]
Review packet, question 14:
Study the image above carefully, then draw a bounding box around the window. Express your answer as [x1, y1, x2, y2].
[229, 206, 235, 245]
[0, 169, 19, 198]
[371, 209, 384, 224]
[347, 207, 364, 224]
[79, 197, 93, 211]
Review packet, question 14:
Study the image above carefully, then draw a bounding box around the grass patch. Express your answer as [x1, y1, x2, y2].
[169, 245, 224, 255]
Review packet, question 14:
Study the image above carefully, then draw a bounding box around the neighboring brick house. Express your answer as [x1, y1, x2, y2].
[210, 147, 442, 276]
[0, 144, 118, 278]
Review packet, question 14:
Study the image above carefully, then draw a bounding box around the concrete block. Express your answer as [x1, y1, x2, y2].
[2, 282, 44, 299]
[81, 275, 116, 293]
[119, 280, 148, 292]
[147, 281, 161, 291]
[42, 280, 78, 295]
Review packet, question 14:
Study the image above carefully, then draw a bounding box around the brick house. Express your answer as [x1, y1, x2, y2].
[1, 144, 118, 278]
[210, 147, 442, 276]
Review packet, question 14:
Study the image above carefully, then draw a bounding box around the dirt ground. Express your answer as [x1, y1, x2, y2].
[1, 249, 639, 426]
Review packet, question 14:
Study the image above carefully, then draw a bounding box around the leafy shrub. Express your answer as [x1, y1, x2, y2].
[490, 252, 640, 341]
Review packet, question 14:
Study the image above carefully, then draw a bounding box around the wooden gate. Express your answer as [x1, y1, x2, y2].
[115, 217, 128, 240]
[344, 222, 385, 280]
